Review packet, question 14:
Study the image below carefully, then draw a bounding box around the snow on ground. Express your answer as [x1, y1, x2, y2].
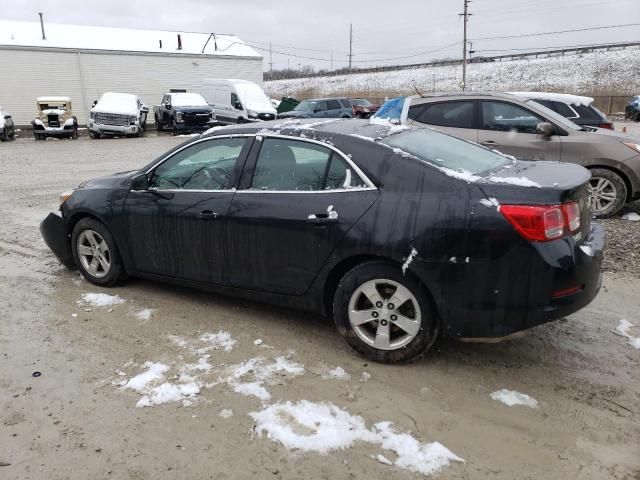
[134, 308, 153, 321]
[219, 409, 234, 419]
[490, 389, 539, 408]
[227, 355, 305, 402]
[78, 293, 125, 308]
[250, 400, 464, 476]
[614, 319, 640, 349]
[622, 212, 640, 222]
[265, 47, 640, 99]
[321, 366, 351, 380]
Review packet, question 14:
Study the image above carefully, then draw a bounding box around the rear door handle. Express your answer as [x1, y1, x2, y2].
[481, 140, 499, 146]
[198, 210, 219, 220]
[307, 213, 339, 225]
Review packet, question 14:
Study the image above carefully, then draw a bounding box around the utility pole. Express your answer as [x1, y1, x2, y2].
[330, 51, 333, 72]
[348, 23, 353, 70]
[269, 41, 273, 73]
[459, 0, 471, 91]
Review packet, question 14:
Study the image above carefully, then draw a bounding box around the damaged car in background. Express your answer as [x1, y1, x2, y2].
[40, 119, 604, 363]
[32, 96, 78, 140]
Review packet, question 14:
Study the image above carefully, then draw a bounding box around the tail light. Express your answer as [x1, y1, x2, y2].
[500, 201, 581, 242]
[598, 123, 613, 130]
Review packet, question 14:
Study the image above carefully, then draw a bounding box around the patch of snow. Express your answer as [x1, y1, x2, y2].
[614, 319, 640, 349]
[219, 409, 234, 419]
[376, 454, 393, 466]
[490, 389, 539, 408]
[198, 331, 237, 352]
[510, 91, 593, 107]
[439, 167, 481, 183]
[226, 356, 305, 402]
[136, 381, 200, 408]
[479, 197, 500, 208]
[486, 176, 541, 188]
[349, 133, 376, 142]
[79, 293, 125, 308]
[71, 313, 78, 318]
[322, 366, 351, 380]
[449, 257, 457, 263]
[170, 92, 209, 107]
[401, 247, 418, 276]
[254, 338, 263, 346]
[622, 212, 640, 222]
[232, 381, 271, 401]
[360, 372, 372, 383]
[134, 308, 153, 321]
[250, 400, 463, 476]
[123, 362, 169, 392]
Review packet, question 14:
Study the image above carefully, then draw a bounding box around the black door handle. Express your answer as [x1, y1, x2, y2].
[198, 210, 219, 220]
[307, 214, 339, 225]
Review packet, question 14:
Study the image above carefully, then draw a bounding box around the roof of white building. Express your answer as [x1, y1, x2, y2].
[0, 20, 261, 58]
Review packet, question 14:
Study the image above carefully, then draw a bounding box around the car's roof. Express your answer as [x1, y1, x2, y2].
[414, 91, 520, 99]
[303, 97, 350, 102]
[510, 91, 594, 106]
[37, 96, 71, 102]
[203, 118, 410, 140]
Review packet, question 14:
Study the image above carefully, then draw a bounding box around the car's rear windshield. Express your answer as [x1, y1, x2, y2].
[381, 128, 510, 175]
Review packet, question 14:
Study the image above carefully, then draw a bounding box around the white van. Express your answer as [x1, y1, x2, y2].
[201, 79, 277, 124]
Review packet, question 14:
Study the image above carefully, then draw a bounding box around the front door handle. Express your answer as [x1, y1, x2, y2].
[307, 213, 339, 225]
[481, 140, 499, 147]
[198, 210, 219, 220]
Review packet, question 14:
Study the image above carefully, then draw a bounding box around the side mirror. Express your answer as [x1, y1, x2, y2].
[131, 173, 151, 191]
[165, 103, 172, 110]
[536, 122, 554, 136]
[234, 101, 243, 110]
[93, 100, 98, 106]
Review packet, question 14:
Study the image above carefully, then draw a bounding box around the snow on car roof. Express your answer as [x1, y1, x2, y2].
[0, 20, 261, 58]
[510, 92, 593, 106]
[170, 93, 209, 107]
[37, 96, 71, 102]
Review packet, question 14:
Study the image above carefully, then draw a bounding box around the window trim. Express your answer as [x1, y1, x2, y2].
[137, 134, 254, 193]
[237, 134, 377, 194]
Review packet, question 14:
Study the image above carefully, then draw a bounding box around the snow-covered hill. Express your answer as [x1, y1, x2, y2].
[265, 47, 640, 99]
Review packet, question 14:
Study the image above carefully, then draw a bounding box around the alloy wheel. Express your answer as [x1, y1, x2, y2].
[348, 279, 421, 351]
[588, 177, 618, 214]
[77, 229, 111, 278]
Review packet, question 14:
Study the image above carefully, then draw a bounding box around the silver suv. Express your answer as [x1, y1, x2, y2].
[402, 92, 640, 217]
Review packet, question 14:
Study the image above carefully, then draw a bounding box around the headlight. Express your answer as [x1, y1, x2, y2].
[175, 112, 184, 123]
[59, 190, 74, 206]
[89, 111, 95, 120]
[129, 115, 137, 124]
[623, 142, 640, 154]
[248, 110, 258, 118]
[363, 108, 370, 113]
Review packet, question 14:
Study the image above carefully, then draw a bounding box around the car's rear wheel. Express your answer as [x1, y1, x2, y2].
[72, 125, 78, 139]
[588, 168, 627, 217]
[0, 127, 8, 142]
[172, 120, 179, 136]
[72, 218, 125, 287]
[333, 262, 437, 363]
[156, 115, 163, 131]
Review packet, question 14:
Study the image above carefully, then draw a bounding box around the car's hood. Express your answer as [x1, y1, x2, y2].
[78, 170, 138, 189]
[278, 110, 311, 118]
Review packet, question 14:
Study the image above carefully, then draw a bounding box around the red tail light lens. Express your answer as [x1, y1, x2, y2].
[500, 202, 580, 242]
[598, 124, 613, 130]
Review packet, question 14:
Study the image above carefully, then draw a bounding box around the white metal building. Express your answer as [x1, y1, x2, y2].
[0, 20, 263, 126]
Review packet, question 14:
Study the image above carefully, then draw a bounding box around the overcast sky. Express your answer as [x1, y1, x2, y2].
[6, 0, 640, 70]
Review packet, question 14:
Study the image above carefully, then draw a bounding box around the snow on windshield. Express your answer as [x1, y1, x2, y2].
[171, 93, 208, 107]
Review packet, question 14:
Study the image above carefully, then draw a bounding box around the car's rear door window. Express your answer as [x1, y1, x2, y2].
[551, 101, 578, 119]
[411, 101, 475, 129]
[480, 101, 544, 134]
[327, 100, 341, 110]
[151, 137, 247, 190]
[250, 138, 367, 191]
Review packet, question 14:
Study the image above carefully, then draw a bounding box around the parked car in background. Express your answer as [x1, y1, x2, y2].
[201, 79, 277, 124]
[625, 95, 640, 121]
[277, 98, 353, 119]
[0, 106, 15, 141]
[32, 96, 78, 140]
[89, 92, 148, 139]
[374, 93, 640, 217]
[512, 92, 613, 130]
[40, 119, 604, 363]
[154, 92, 216, 135]
[351, 98, 380, 119]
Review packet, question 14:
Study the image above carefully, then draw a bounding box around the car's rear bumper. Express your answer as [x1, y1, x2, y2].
[432, 223, 605, 339]
[40, 212, 75, 269]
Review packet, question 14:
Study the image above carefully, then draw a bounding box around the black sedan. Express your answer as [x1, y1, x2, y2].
[40, 119, 605, 363]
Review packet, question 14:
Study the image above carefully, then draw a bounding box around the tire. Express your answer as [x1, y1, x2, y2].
[172, 120, 179, 136]
[137, 126, 144, 138]
[588, 168, 627, 218]
[0, 127, 7, 142]
[72, 126, 78, 140]
[156, 115, 163, 131]
[236, 117, 245, 124]
[333, 261, 438, 364]
[89, 130, 100, 140]
[71, 218, 126, 287]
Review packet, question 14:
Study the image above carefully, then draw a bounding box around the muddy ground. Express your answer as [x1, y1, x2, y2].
[1, 127, 639, 480]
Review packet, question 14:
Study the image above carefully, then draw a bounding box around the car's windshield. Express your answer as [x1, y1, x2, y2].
[381, 128, 510, 175]
[294, 100, 318, 112]
[40, 103, 67, 110]
[525, 99, 582, 130]
[352, 99, 372, 106]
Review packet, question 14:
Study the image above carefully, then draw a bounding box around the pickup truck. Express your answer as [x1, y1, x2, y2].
[154, 92, 216, 135]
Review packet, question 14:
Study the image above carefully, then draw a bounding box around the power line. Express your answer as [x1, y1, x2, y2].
[474, 40, 640, 53]
[472, 23, 640, 41]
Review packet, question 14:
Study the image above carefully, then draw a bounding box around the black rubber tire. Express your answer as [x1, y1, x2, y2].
[156, 115, 163, 131]
[333, 261, 438, 364]
[0, 127, 7, 142]
[137, 126, 144, 138]
[71, 217, 126, 287]
[89, 131, 100, 140]
[72, 126, 78, 139]
[589, 168, 627, 218]
[172, 120, 179, 136]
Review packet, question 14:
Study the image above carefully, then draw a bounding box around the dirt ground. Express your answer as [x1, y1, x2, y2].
[1, 128, 639, 480]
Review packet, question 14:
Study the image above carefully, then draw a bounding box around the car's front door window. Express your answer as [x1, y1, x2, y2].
[481, 101, 544, 134]
[249, 138, 367, 191]
[151, 137, 247, 190]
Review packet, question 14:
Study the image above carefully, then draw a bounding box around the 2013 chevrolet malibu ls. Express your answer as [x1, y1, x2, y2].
[40, 119, 605, 363]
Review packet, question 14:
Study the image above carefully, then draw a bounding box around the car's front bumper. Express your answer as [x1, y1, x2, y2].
[173, 120, 218, 132]
[40, 212, 75, 269]
[34, 125, 76, 136]
[89, 122, 139, 135]
[432, 223, 605, 339]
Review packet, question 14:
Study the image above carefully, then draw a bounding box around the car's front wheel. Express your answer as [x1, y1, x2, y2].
[588, 168, 627, 217]
[71, 218, 126, 286]
[89, 130, 100, 139]
[333, 262, 437, 363]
